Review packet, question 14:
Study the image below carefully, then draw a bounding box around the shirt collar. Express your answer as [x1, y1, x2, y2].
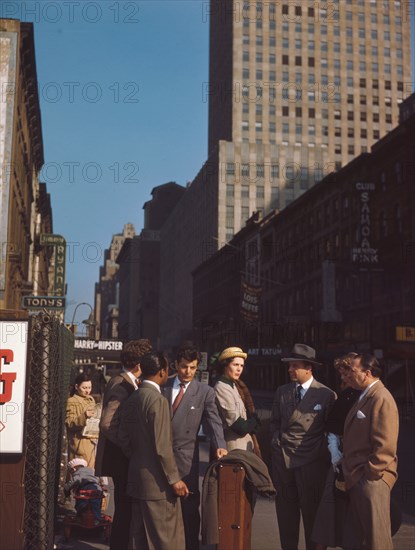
[123, 368, 138, 388]
[359, 379, 379, 401]
[143, 379, 161, 392]
[173, 376, 191, 390]
[218, 375, 235, 388]
[297, 376, 313, 392]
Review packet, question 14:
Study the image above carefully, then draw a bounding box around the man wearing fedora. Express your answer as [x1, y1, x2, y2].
[270, 343, 336, 550]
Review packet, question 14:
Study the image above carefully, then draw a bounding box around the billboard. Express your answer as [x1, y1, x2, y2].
[0, 320, 29, 454]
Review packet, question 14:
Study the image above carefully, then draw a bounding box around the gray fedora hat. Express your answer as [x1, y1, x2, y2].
[281, 343, 322, 366]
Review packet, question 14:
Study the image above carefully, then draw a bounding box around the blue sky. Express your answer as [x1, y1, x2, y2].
[3, 1, 415, 327]
[5, 1, 211, 324]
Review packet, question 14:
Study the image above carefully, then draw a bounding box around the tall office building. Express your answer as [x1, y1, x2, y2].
[208, 0, 412, 243]
[158, 0, 412, 347]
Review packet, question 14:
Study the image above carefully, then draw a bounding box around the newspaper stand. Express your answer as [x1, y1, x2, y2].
[217, 463, 253, 550]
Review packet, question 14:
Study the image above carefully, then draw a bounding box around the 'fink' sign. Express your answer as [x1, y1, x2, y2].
[352, 183, 379, 264]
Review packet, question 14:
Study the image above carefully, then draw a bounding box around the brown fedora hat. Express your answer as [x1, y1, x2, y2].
[281, 343, 322, 366]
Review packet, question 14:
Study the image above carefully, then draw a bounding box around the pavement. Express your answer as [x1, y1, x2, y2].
[54, 390, 415, 549]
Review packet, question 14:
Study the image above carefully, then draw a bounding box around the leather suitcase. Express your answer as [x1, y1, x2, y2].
[217, 463, 253, 550]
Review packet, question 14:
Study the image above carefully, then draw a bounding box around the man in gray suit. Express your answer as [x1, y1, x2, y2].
[270, 343, 336, 550]
[95, 338, 152, 550]
[119, 352, 189, 550]
[163, 345, 227, 549]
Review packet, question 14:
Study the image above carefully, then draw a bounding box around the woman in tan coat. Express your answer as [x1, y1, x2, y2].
[65, 373, 97, 468]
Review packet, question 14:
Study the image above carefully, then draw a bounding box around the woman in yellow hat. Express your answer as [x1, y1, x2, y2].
[214, 347, 260, 452]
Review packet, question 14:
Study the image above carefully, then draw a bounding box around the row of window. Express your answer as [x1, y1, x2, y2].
[241, 122, 383, 141]
[243, 28, 403, 44]
[243, 0, 400, 13]
[243, 52, 404, 76]
[249, 38, 402, 58]
[244, 15, 403, 34]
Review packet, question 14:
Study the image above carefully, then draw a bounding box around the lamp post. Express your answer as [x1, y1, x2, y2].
[70, 302, 97, 337]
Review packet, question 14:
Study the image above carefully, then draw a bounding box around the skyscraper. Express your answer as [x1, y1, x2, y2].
[158, 0, 412, 347]
[207, 0, 412, 243]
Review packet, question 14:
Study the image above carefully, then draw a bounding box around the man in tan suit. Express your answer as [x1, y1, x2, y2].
[343, 354, 399, 550]
[270, 344, 336, 550]
[119, 352, 189, 550]
[95, 339, 152, 550]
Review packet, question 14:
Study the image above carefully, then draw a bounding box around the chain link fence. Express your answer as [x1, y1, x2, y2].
[23, 313, 73, 550]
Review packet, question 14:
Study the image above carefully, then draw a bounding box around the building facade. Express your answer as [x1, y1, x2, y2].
[157, 0, 412, 347]
[208, 0, 412, 240]
[117, 183, 186, 345]
[0, 19, 55, 311]
[193, 103, 415, 392]
[94, 223, 135, 339]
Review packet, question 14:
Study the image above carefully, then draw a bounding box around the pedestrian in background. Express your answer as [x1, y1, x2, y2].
[343, 354, 399, 550]
[311, 352, 361, 550]
[65, 373, 97, 469]
[270, 343, 336, 550]
[95, 338, 152, 550]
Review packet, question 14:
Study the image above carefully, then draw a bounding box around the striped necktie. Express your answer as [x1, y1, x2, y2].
[172, 383, 186, 414]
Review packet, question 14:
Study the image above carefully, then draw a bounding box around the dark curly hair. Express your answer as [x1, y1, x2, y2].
[120, 339, 152, 370]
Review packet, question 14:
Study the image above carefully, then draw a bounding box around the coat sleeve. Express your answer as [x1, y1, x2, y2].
[150, 397, 181, 486]
[99, 382, 127, 446]
[365, 392, 399, 480]
[65, 397, 89, 431]
[201, 386, 227, 450]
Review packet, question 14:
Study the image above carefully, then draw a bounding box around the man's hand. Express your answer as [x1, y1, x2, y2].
[216, 448, 228, 459]
[171, 480, 189, 498]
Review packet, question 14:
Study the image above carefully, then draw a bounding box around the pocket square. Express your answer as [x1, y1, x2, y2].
[190, 406, 196, 410]
[313, 404, 322, 411]
[356, 410, 366, 419]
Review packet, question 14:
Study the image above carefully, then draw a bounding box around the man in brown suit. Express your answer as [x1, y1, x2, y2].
[95, 338, 152, 550]
[343, 354, 399, 550]
[270, 343, 336, 550]
[119, 352, 189, 550]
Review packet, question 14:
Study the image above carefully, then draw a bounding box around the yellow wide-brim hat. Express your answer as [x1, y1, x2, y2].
[217, 347, 247, 362]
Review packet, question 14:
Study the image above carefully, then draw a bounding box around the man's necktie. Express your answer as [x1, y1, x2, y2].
[296, 385, 302, 404]
[172, 383, 186, 414]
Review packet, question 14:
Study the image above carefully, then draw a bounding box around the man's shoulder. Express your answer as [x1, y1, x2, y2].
[274, 382, 294, 395]
[190, 378, 213, 396]
[311, 379, 336, 396]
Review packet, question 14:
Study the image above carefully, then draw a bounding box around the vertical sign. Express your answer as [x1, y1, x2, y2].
[352, 183, 379, 264]
[0, 31, 18, 293]
[0, 321, 29, 454]
[40, 234, 66, 295]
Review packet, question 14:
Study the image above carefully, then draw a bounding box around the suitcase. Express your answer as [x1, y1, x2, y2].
[217, 463, 253, 550]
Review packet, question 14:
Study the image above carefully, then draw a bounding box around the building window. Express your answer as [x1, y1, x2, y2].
[226, 163, 235, 175]
[282, 55, 289, 65]
[295, 56, 302, 66]
[256, 186, 264, 198]
[256, 164, 264, 177]
[226, 184, 234, 197]
[282, 106, 289, 116]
